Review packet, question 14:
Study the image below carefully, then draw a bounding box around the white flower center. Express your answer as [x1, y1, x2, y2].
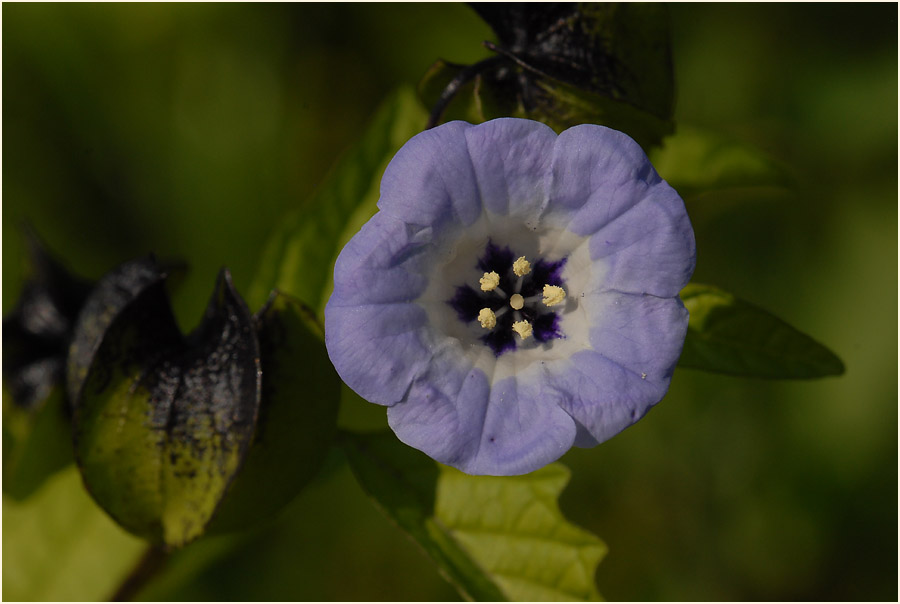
[417, 216, 602, 377]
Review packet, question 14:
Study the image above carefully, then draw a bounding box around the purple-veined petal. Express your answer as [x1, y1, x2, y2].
[325, 302, 431, 406]
[587, 183, 695, 297]
[542, 349, 667, 447]
[464, 118, 556, 222]
[330, 211, 431, 307]
[542, 293, 688, 446]
[467, 374, 577, 475]
[545, 125, 661, 234]
[326, 212, 439, 405]
[586, 291, 689, 382]
[377, 121, 482, 229]
[386, 354, 489, 469]
[387, 353, 577, 475]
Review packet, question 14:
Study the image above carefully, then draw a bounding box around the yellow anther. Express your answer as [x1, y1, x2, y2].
[509, 293, 525, 310]
[542, 284, 566, 307]
[479, 271, 500, 291]
[512, 320, 533, 339]
[477, 308, 497, 329]
[512, 256, 531, 277]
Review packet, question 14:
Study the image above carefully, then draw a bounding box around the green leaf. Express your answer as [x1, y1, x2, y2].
[340, 431, 505, 601]
[2, 465, 146, 601]
[209, 292, 340, 533]
[342, 431, 606, 601]
[679, 283, 845, 378]
[651, 126, 793, 196]
[69, 258, 261, 547]
[248, 87, 428, 315]
[2, 385, 73, 500]
[337, 382, 392, 432]
[438, 465, 606, 601]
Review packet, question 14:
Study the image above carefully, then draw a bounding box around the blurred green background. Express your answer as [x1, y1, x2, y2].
[3, 3, 896, 601]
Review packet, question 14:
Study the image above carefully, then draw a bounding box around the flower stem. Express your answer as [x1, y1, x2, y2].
[425, 54, 505, 130]
[109, 544, 169, 602]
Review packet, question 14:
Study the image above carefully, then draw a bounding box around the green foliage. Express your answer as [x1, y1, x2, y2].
[248, 87, 428, 315]
[71, 261, 261, 547]
[210, 292, 340, 532]
[437, 465, 607, 601]
[2, 386, 74, 501]
[342, 431, 606, 601]
[340, 430, 506, 601]
[679, 283, 845, 378]
[652, 126, 792, 196]
[2, 466, 146, 601]
[2, 4, 895, 602]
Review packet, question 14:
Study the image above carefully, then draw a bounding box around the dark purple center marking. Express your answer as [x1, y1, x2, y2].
[447, 240, 567, 357]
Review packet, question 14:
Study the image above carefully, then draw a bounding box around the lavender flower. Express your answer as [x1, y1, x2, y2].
[325, 118, 695, 476]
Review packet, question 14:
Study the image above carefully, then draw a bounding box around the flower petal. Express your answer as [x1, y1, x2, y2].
[587, 292, 689, 379]
[544, 293, 689, 446]
[377, 121, 482, 228]
[325, 302, 431, 406]
[541, 349, 665, 448]
[329, 211, 432, 307]
[546, 124, 660, 237]
[388, 353, 577, 476]
[326, 212, 439, 404]
[587, 183, 695, 297]
[387, 356, 489, 468]
[464, 118, 557, 222]
[468, 375, 577, 475]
